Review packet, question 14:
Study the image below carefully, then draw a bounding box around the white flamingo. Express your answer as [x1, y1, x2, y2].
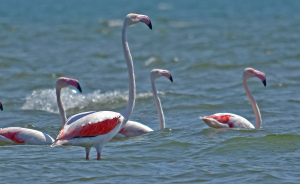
[116, 69, 173, 137]
[200, 68, 266, 129]
[0, 101, 54, 145]
[51, 13, 152, 160]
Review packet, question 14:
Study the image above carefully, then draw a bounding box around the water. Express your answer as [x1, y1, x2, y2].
[1, 0, 300, 183]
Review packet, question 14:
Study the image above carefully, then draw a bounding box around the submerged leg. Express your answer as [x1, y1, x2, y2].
[85, 147, 91, 160]
[95, 145, 103, 160]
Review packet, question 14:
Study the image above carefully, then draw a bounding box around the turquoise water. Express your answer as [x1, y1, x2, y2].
[1, 0, 300, 183]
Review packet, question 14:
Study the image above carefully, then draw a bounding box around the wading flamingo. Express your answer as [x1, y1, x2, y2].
[55, 77, 83, 127]
[52, 13, 152, 160]
[200, 68, 266, 129]
[116, 69, 173, 137]
[0, 100, 54, 145]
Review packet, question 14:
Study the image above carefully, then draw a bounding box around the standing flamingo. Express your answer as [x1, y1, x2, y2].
[200, 68, 266, 129]
[0, 101, 54, 145]
[116, 69, 173, 137]
[51, 13, 152, 160]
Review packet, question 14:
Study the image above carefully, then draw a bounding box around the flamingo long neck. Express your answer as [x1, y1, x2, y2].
[243, 77, 262, 129]
[151, 79, 165, 130]
[56, 89, 66, 126]
[121, 23, 135, 126]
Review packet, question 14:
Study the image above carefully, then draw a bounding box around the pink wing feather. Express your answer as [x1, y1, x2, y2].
[205, 115, 234, 128]
[0, 129, 25, 143]
[56, 111, 122, 140]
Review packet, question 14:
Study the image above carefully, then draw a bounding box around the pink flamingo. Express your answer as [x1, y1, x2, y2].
[55, 77, 83, 127]
[0, 101, 54, 145]
[51, 13, 152, 160]
[116, 69, 173, 137]
[200, 68, 266, 129]
[0, 78, 81, 145]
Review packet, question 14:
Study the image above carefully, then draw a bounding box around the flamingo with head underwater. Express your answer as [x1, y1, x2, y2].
[200, 68, 266, 129]
[51, 13, 152, 160]
[115, 69, 173, 137]
[0, 100, 54, 145]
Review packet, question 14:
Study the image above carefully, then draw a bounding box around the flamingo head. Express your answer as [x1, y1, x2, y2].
[243, 68, 266, 86]
[125, 13, 152, 29]
[150, 69, 173, 82]
[55, 77, 82, 92]
[0, 100, 2, 111]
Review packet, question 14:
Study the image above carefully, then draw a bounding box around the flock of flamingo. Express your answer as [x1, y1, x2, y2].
[0, 13, 266, 160]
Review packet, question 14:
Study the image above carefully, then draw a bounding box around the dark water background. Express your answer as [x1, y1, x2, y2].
[1, 0, 300, 183]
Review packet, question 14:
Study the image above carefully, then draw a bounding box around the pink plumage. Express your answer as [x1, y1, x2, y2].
[200, 68, 266, 129]
[52, 13, 153, 160]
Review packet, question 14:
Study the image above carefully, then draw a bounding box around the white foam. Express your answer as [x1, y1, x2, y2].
[21, 88, 164, 114]
[144, 57, 157, 66]
[158, 3, 173, 10]
[107, 20, 123, 27]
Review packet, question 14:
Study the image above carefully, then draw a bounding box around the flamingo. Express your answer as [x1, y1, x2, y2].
[55, 77, 83, 127]
[115, 69, 173, 137]
[0, 100, 54, 145]
[200, 68, 266, 129]
[51, 13, 152, 160]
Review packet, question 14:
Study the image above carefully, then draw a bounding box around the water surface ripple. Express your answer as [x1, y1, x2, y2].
[1, 0, 300, 183]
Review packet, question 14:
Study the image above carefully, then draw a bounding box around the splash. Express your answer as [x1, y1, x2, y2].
[21, 88, 164, 114]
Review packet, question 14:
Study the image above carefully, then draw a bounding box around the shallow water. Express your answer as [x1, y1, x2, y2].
[1, 0, 300, 183]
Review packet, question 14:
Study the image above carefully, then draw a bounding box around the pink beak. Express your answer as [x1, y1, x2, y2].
[66, 79, 82, 92]
[160, 71, 173, 82]
[139, 16, 152, 29]
[254, 70, 266, 86]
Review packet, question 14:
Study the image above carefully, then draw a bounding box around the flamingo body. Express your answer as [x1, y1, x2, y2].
[115, 120, 153, 137]
[52, 13, 152, 159]
[200, 68, 266, 130]
[200, 113, 254, 129]
[53, 111, 123, 148]
[0, 127, 54, 144]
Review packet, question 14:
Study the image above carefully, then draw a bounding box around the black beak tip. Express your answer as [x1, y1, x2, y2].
[262, 80, 266, 87]
[148, 21, 152, 30]
[77, 83, 82, 93]
[0, 105, 3, 111]
[169, 75, 173, 82]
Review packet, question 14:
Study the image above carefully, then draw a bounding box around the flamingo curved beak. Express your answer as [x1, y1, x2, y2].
[138, 15, 152, 30]
[77, 82, 82, 93]
[262, 79, 266, 87]
[169, 74, 173, 82]
[0, 103, 3, 111]
[147, 21, 152, 30]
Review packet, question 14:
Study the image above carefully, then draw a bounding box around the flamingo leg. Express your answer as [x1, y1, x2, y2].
[95, 145, 103, 160]
[86, 153, 89, 160]
[85, 147, 91, 160]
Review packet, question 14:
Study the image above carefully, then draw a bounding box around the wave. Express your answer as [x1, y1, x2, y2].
[99, 19, 123, 27]
[21, 88, 164, 114]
